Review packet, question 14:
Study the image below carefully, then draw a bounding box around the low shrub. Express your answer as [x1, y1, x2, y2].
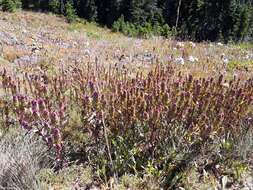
[65, 1, 77, 23]
[112, 16, 173, 38]
[48, 0, 60, 14]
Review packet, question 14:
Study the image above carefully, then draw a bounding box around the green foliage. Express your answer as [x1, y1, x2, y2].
[76, 0, 97, 21]
[1, 0, 21, 12]
[65, 1, 77, 23]
[86, 31, 100, 39]
[49, 0, 60, 14]
[227, 60, 253, 71]
[112, 15, 125, 33]
[38, 165, 92, 188]
[112, 15, 172, 38]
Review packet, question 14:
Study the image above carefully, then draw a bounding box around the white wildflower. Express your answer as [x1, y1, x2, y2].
[245, 53, 253, 60]
[189, 41, 196, 48]
[84, 49, 91, 56]
[176, 42, 185, 48]
[174, 57, 185, 65]
[217, 42, 223, 46]
[221, 53, 229, 64]
[188, 56, 198, 63]
[222, 83, 230, 88]
[222, 58, 229, 64]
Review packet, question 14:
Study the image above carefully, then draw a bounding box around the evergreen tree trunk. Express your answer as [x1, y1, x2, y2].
[176, 0, 182, 29]
[60, 0, 64, 14]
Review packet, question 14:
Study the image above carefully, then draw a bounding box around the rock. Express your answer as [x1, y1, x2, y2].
[0, 32, 19, 45]
[14, 55, 41, 65]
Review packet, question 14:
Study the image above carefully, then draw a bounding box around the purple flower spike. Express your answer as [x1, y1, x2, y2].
[38, 98, 45, 110]
[32, 110, 39, 118]
[17, 95, 25, 103]
[88, 81, 94, 91]
[52, 128, 62, 145]
[13, 95, 17, 103]
[20, 120, 32, 131]
[31, 100, 37, 106]
[38, 98, 44, 105]
[44, 122, 51, 130]
[92, 91, 99, 100]
[50, 112, 59, 124]
[42, 110, 50, 119]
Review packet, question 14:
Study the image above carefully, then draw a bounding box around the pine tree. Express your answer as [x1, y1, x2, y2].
[49, 0, 60, 13]
[76, 0, 97, 21]
[65, 0, 77, 23]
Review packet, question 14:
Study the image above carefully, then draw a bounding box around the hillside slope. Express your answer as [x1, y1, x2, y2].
[0, 10, 252, 79]
[0, 10, 252, 190]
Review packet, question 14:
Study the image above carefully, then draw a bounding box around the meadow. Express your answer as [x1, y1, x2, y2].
[0, 11, 253, 189]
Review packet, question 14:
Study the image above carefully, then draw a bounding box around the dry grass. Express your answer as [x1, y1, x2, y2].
[0, 129, 50, 190]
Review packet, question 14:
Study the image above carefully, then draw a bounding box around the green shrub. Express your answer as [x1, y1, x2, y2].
[65, 1, 77, 23]
[49, 0, 60, 14]
[112, 17, 173, 38]
[112, 15, 125, 32]
[161, 24, 172, 38]
[1, 0, 21, 12]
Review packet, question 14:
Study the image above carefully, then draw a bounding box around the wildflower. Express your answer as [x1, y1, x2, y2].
[20, 120, 32, 131]
[176, 42, 185, 49]
[164, 55, 173, 62]
[92, 91, 99, 101]
[222, 83, 230, 88]
[188, 56, 198, 63]
[32, 109, 40, 118]
[31, 100, 37, 108]
[189, 41, 196, 48]
[245, 53, 253, 60]
[217, 42, 223, 46]
[50, 112, 59, 125]
[88, 81, 95, 92]
[84, 49, 91, 56]
[113, 49, 122, 59]
[13, 95, 17, 104]
[52, 128, 61, 141]
[221, 53, 229, 64]
[38, 98, 46, 111]
[223, 58, 229, 64]
[174, 57, 185, 65]
[44, 122, 51, 130]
